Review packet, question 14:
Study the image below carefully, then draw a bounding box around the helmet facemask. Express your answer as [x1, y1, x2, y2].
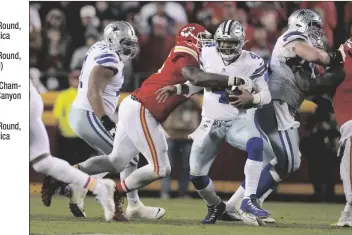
[216, 37, 244, 61]
[118, 36, 139, 60]
[196, 31, 214, 49]
[306, 20, 325, 48]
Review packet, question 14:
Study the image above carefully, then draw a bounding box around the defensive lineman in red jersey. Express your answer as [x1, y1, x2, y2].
[132, 29, 204, 123]
[333, 38, 352, 227]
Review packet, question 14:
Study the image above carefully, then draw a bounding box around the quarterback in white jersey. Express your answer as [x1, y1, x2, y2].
[30, 79, 116, 222]
[42, 21, 165, 221]
[158, 20, 271, 226]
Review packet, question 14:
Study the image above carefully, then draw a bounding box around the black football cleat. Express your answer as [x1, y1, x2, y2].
[201, 201, 226, 224]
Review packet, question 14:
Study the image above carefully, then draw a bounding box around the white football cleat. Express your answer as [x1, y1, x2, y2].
[332, 211, 352, 227]
[240, 210, 266, 227]
[66, 184, 88, 217]
[94, 179, 116, 222]
[262, 216, 276, 223]
[126, 202, 165, 220]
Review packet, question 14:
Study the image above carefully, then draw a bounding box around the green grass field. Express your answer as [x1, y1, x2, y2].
[30, 196, 351, 235]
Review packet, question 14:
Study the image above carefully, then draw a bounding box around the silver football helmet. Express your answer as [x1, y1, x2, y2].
[214, 20, 245, 61]
[104, 21, 139, 60]
[288, 9, 324, 48]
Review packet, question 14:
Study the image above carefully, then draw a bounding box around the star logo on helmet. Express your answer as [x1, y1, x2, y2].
[112, 26, 120, 31]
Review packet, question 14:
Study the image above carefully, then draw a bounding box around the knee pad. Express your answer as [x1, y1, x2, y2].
[158, 163, 171, 178]
[32, 154, 52, 174]
[246, 137, 264, 162]
[189, 175, 210, 190]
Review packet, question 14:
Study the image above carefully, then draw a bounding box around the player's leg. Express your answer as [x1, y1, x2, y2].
[30, 104, 115, 221]
[110, 99, 168, 219]
[225, 117, 268, 225]
[189, 119, 225, 224]
[334, 137, 352, 227]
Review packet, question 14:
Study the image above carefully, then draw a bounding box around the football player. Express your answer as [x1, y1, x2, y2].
[30, 79, 116, 222]
[332, 38, 352, 227]
[224, 9, 346, 223]
[41, 21, 164, 221]
[156, 20, 272, 226]
[72, 23, 251, 215]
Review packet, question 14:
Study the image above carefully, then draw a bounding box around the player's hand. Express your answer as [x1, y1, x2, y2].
[101, 115, 116, 137]
[155, 85, 177, 103]
[229, 88, 254, 109]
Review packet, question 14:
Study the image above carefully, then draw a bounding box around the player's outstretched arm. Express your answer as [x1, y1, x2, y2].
[181, 66, 244, 89]
[88, 66, 115, 118]
[288, 40, 343, 67]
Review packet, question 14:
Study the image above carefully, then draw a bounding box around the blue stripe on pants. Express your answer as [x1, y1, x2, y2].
[278, 131, 289, 174]
[86, 111, 113, 148]
[92, 113, 114, 141]
[285, 130, 295, 173]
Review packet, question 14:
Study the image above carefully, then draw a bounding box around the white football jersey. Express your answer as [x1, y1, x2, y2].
[72, 41, 125, 116]
[30, 79, 44, 119]
[201, 45, 267, 121]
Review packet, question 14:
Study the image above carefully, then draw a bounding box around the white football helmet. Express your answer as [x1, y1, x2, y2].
[214, 20, 245, 61]
[288, 9, 324, 48]
[104, 21, 139, 60]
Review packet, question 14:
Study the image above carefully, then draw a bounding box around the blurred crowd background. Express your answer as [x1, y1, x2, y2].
[30, 1, 352, 201]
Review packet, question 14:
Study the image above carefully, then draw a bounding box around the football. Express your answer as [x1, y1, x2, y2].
[225, 86, 243, 102]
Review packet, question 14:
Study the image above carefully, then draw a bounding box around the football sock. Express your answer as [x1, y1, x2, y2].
[244, 137, 263, 197]
[190, 175, 220, 206]
[226, 184, 245, 212]
[117, 165, 161, 193]
[32, 155, 96, 191]
[256, 163, 281, 199]
[77, 155, 116, 175]
[121, 162, 141, 207]
[344, 202, 352, 213]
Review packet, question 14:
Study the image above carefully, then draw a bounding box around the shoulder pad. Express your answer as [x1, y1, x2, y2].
[282, 30, 309, 44]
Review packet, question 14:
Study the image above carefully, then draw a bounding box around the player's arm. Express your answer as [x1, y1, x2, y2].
[182, 65, 244, 89]
[88, 65, 114, 118]
[287, 40, 343, 67]
[307, 66, 345, 96]
[251, 73, 272, 106]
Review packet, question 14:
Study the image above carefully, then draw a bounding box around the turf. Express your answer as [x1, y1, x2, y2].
[30, 196, 351, 235]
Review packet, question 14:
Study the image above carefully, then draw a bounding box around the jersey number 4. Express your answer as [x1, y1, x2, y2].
[213, 90, 229, 104]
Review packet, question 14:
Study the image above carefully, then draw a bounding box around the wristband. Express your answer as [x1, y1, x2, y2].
[174, 84, 182, 95]
[252, 93, 261, 105]
[228, 76, 235, 87]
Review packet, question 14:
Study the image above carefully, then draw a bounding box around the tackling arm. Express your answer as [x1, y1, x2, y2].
[288, 40, 343, 66]
[87, 65, 115, 118]
[181, 66, 244, 89]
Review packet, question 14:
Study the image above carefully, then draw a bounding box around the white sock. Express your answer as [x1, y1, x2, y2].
[244, 159, 263, 197]
[123, 165, 161, 192]
[32, 155, 94, 190]
[197, 179, 221, 206]
[121, 163, 141, 207]
[227, 186, 245, 211]
[344, 202, 352, 213]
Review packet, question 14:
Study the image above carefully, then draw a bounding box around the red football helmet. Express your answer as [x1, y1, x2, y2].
[176, 23, 213, 49]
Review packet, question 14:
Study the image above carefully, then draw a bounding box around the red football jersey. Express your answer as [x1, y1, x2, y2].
[333, 52, 352, 127]
[132, 41, 200, 123]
